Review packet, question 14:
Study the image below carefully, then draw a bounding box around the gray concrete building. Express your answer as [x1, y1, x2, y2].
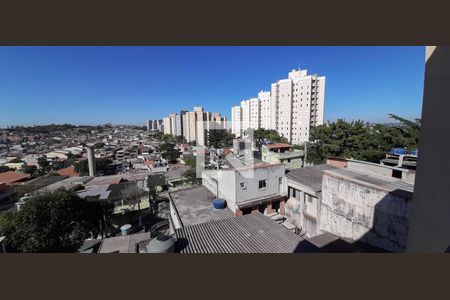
[284, 159, 415, 252]
[202, 156, 286, 216]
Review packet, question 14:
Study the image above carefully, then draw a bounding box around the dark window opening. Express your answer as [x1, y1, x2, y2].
[392, 169, 403, 179]
[258, 180, 267, 189]
[242, 207, 252, 215]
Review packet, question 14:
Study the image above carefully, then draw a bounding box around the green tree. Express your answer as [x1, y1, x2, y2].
[22, 165, 38, 176]
[248, 128, 288, 144]
[208, 129, 235, 148]
[182, 157, 201, 185]
[159, 143, 181, 164]
[74, 158, 112, 176]
[0, 166, 11, 173]
[8, 158, 23, 164]
[306, 115, 421, 164]
[92, 142, 105, 149]
[38, 157, 49, 170]
[0, 189, 108, 252]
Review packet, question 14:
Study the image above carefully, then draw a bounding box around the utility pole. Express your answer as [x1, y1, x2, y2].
[303, 141, 307, 167]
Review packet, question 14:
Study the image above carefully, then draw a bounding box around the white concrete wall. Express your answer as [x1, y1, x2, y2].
[320, 173, 412, 252]
[169, 197, 183, 229]
[202, 169, 238, 213]
[233, 165, 285, 206]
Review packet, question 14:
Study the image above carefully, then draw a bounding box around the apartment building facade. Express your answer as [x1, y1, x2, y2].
[271, 69, 325, 144]
[163, 117, 171, 135]
[231, 106, 242, 137]
[231, 69, 325, 144]
[161, 107, 226, 146]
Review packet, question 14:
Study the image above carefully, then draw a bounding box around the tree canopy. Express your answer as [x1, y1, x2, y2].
[0, 189, 109, 252]
[22, 165, 38, 176]
[0, 166, 11, 173]
[208, 129, 235, 148]
[182, 157, 201, 185]
[306, 114, 421, 164]
[74, 158, 112, 176]
[245, 128, 288, 144]
[159, 143, 181, 164]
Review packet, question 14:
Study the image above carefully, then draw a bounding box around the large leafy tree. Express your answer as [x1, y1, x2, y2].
[22, 165, 38, 176]
[246, 128, 288, 144]
[182, 157, 201, 185]
[0, 166, 11, 173]
[306, 114, 421, 164]
[208, 129, 235, 148]
[0, 189, 109, 252]
[74, 158, 112, 176]
[159, 143, 181, 164]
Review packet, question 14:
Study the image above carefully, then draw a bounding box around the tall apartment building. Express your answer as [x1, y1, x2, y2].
[185, 111, 197, 143]
[175, 114, 183, 137]
[270, 69, 325, 144]
[231, 91, 271, 137]
[147, 120, 152, 131]
[147, 119, 164, 132]
[210, 112, 226, 130]
[231, 106, 242, 137]
[258, 91, 271, 130]
[163, 117, 172, 135]
[231, 69, 325, 144]
[194, 107, 206, 146]
[180, 110, 188, 138]
[162, 107, 227, 146]
[169, 113, 178, 136]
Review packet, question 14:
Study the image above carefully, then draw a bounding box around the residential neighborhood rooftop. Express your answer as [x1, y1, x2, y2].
[0, 171, 29, 185]
[98, 232, 151, 253]
[175, 212, 304, 253]
[286, 164, 338, 192]
[170, 186, 234, 227]
[324, 167, 414, 198]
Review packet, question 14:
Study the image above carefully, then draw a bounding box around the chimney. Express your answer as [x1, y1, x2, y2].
[87, 146, 97, 176]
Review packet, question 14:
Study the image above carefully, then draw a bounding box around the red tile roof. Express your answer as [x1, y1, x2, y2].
[56, 165, 80, 177]
[0, 171, 30, 185]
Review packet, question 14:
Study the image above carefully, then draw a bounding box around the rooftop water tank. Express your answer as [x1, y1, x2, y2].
[213, 198, 226, 210]
[120, 224, 132, 236]
[147, 234, 176, 253]
[390, 148, 408, 156]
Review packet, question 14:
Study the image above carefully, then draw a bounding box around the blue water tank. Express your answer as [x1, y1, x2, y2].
[390, 148, 408, 155]
[213, 198, 226, 209]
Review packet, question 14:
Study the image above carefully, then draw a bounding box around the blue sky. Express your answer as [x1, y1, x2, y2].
[0, 46, 425, 127]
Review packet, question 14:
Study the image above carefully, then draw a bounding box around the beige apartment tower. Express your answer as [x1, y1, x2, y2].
[270, 69, 325, 144]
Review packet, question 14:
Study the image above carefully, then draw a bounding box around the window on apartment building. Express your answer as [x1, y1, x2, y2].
[240, 181, 246, 189]
[259, 180, 267, 189]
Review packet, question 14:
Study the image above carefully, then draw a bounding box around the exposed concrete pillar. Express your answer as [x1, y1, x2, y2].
[407, 46, 450, 252]
[87, 146, 97, 176]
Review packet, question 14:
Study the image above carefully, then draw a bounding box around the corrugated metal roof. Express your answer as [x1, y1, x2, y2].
[285, 164, 338, 192]
[175, 212, 304, 253]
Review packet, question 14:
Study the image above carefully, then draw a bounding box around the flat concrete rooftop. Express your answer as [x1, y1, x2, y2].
[324, 167, 414, 198]
[170, 186, 234, 227]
